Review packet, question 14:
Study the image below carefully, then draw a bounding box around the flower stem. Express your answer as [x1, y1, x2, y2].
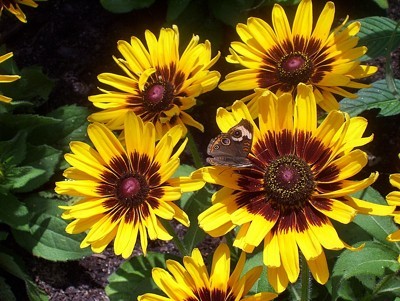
[300, 255, 311, 301]
[187, 131, 203, 169]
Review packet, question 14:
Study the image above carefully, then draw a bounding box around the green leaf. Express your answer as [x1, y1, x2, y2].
[208, 0, 256, 27]
[0, 246, 30, 281]
[339, 79, 400, 117]
[100, 0, 156, 13]
[357, 16, 400, 60]
[0, 193, 29, 231]
[12, 195, 92, 261]
[170, 0, 224, 51]
[25, 280, 49, 301]
[182, 187, 212, 252]
[106, 252, 174, 301]
[0, 247, 48, 300]
[243, 251, 273, 294]
[0, 66, 54, 103]
[6, 166, 46, 192]
[0, 114, 60, 140]
[16, 144, 62, 193]
[166, 0, 192, 21]
[372, 0, 388, 9]
[331, 241, 400, 301]
[0, 131, 27, 165]
[0, 275, 16, 301]
[31, 105, 89, 149]
[351, 187, 400, 252]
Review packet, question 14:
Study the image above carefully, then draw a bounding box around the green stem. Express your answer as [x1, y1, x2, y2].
[187, 131, 203, 169]
[300, 255, 311, 301]
[162, 220, 189, 257]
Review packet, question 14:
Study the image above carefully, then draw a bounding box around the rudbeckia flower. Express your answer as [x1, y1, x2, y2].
[138, 243, 277, 301]
[88, 25, 221, 139]
[219, 0, 377, 113]
[0, 0, 38, 23]
[0, 52, 20, 103]
[198, 84, 394, 293]
[55, 112, 204, 258]
[386, 160, 400, 243]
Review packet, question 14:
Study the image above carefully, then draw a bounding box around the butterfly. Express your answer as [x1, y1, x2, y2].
[206, 119, 253, 167]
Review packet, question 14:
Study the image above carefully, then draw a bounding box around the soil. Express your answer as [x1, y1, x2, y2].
[0, 0, 399, 300]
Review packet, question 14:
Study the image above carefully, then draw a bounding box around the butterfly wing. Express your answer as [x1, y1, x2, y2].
[206, 119, 253, 167]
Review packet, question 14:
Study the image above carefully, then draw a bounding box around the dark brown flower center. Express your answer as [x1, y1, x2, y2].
[116, 174, 149, 206]
[264, 154, 315, 212]
[142, 80, 174, 112]
[277, 51, 313, 87]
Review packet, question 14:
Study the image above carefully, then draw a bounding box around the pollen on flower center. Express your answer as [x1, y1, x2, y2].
[264, 154, 315, 211]
[142, 80, 174, 112]
[116, 175, 149, 206]
[277, 51, 313, 87]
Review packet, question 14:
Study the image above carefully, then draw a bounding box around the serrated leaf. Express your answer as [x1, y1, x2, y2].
[357, 16, 400, 60]
[106, 252, 175, 301]
[0, 193, 29, 231]
[331, 241, 400, 301]
[167, 0, 192, 21]
[0, 131, 27, 165]
[12, 195, 92, 261]
[100, 0, 155, 13]
[339, 79, 400, 117]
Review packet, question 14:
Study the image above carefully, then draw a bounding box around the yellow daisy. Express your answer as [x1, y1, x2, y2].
[198, 84, 394, 293]
[0, 0, 38, 23]
[387, 159, 400, 243]
[0, 52, 20, 103]
[88, 25, 221, 139]
[55, 112, 204, 258]
[138, 243, 277, 301]
[219, 0, 377, 113]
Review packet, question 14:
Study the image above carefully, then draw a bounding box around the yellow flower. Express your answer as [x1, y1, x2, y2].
[219, 0, 377, 114]
[198, 84, 394, 293]
[0, 52, 20, 103]
[138, 243, 277, 301]
[55, 112, 204, 258]
[0, 0, 38, 23]
[386, 158, 400, 243]
[88, 25, 221, 139]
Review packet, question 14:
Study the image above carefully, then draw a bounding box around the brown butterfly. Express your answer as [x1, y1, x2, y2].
[206, 119, 253, 167]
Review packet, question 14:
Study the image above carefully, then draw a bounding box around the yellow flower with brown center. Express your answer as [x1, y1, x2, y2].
[219, 0, 377, 113]
[197, 84, 395, 293]
[138, 243, 277, 301]
[55, 112, 204, 258]
[88, 25, 221, 139]
[387, 160, 400, 244]
[0, 52, 20, 103]
[0, 0, 38, 23]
